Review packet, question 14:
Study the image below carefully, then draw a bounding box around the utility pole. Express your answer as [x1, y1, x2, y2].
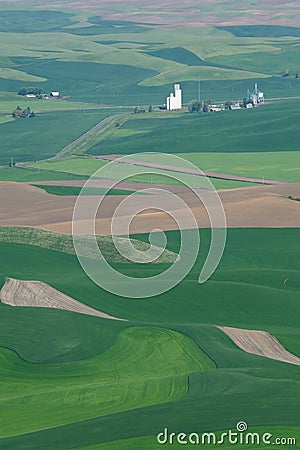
[198, 78, 201, 102]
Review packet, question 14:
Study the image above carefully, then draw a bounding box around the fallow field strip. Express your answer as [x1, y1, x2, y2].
[217, 325, 300, 366]
[1, 278, 125, 321]
[0, 181, 300, 233]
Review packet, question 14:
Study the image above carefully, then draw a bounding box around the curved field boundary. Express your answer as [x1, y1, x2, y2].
[0, 278, 125, 321]
[0, 226, 178, 264]
[217, 325, 300, 366]
[95, 155, 288, 185]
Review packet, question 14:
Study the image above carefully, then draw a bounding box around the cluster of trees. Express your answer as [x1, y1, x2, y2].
[188, 100, 202, 113]
[18, 87, 43, 97]
[133, 106, 146, 114]
[12, 106, 35, 119]
[133, 105, 153, 114]
[188, 99, 218, 113]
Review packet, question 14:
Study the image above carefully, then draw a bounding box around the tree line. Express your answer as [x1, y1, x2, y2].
[18, 87, 43, 97]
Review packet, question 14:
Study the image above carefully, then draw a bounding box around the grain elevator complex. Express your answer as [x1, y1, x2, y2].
[166, 84, 182, 110]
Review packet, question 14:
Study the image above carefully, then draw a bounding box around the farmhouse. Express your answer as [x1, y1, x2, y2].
[166, 84, 182, 110]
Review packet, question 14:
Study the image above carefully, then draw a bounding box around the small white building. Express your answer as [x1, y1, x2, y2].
[248, 83, 264, 105]
[210, 104, 224, 112]
[50, 91, 60, 98]
[26, 94, 36, 98]
[229, 102, 241, 110]
[166, 84, 182, 110]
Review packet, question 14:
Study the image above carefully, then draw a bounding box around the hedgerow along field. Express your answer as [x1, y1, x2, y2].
[0, 228, 299, 448]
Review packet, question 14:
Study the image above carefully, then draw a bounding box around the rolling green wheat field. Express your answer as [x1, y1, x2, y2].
[0, 2, 299, 449]
[0, 229, 299, 448]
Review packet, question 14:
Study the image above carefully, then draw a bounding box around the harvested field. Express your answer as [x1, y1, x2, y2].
[0, 278, 124, 320]
[0, 181, 300, 233]
[217, 325, 300, 366]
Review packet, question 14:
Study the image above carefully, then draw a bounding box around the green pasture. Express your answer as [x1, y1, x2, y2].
[0, 229, 299, 447]
[27, 157, 107, 175]
[178, 151, 300, 182]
